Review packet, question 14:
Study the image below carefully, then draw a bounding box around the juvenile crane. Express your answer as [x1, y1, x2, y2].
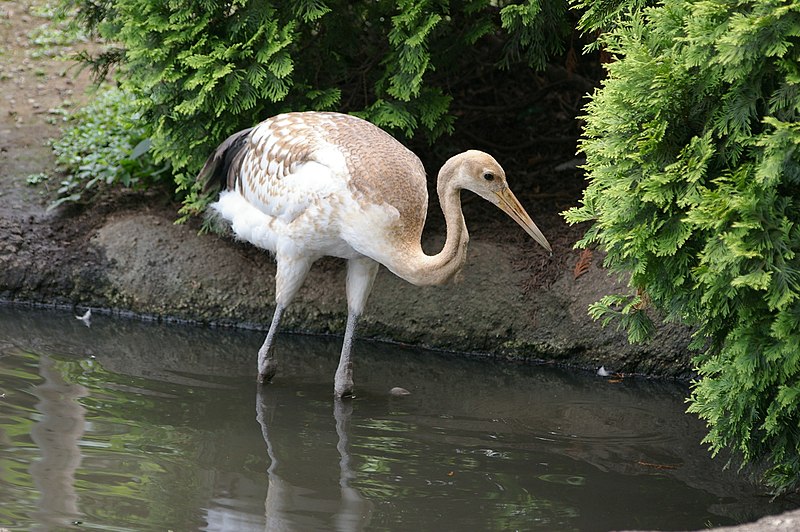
[199, 111, 551, 397]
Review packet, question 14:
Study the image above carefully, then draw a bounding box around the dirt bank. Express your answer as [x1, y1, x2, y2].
[0, 186, 695, 377]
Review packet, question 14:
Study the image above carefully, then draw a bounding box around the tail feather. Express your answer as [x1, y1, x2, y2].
[198, 127, 254, 193]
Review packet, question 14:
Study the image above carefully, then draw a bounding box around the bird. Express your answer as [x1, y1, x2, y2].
[198, 111, 551, 397]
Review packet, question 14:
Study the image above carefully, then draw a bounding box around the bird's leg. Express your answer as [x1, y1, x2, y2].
[257, 304, 284, 382]
[258, 254, 313, 384]
[334, 258, 379, 397]
[335, 312, 359, 397]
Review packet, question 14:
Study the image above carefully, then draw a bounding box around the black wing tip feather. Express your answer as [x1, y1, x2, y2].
[198, 127, 254, 194]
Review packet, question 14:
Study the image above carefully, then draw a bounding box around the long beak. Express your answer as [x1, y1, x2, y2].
[495, 187, 552, 253]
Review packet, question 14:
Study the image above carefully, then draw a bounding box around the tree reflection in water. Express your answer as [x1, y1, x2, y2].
[29, 355, 87, 530]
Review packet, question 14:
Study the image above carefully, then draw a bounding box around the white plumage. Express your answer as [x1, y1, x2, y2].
[199, 111, 551, 397]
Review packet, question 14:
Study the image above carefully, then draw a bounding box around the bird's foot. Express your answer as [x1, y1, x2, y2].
[334, 370, 354, 398]
[258, 360, 278, 384]
[334, 384, 354, 398]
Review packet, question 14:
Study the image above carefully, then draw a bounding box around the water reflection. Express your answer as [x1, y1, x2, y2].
[256, 389, 372, 530]
[29, 355, 87, 530]
[0, 305, 797, 531]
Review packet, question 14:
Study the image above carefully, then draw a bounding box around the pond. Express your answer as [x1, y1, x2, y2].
[0, 305, 793, 531]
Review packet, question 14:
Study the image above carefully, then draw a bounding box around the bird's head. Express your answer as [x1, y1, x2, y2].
[445, 150, 552, 253]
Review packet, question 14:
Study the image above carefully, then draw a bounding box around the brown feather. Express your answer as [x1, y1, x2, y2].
[197, 127, 254, 193]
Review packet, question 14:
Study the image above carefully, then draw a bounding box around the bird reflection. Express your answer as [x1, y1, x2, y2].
[333, 399, 372, 531]
[255, 388, 372, 531]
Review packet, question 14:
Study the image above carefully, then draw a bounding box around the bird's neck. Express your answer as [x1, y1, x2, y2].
[392, 172, 469, 287]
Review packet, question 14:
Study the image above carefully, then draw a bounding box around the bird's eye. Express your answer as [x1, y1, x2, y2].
[483, 172, 495, 181]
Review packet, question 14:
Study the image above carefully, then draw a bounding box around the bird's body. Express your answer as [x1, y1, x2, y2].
[200, 111, 551, 397]
[211, 112, 431, 283]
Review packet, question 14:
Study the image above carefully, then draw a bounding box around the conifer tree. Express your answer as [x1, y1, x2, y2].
[565, 0, 800, 494]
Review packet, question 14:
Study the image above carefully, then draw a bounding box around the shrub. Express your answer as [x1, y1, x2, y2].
[50, 86, 169, 209]
[63, 0, 575, 217]
[564, 0, 800, 494]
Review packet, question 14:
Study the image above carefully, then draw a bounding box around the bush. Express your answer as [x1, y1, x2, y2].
[50, 86, 169, 209]
[564, 0, 800, 494]
[64, 0, 575, 217]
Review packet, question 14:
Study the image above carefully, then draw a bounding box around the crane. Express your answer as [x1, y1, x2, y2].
[199, 111, 551, 397]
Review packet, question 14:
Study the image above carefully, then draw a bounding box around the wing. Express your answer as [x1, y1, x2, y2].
[236, 112, 428, 235]
[235, 114, 349, 224]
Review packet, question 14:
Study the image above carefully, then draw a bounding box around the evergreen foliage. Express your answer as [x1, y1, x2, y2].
[564, 0, 800, 494]
[570, 0, 649, 36]
[64, 0, 574, 217]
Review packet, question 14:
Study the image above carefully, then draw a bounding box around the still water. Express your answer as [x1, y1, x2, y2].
[0, 305, 794, 531]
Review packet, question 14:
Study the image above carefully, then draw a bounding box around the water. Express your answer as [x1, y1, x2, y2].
[0, 306, 794, 531]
